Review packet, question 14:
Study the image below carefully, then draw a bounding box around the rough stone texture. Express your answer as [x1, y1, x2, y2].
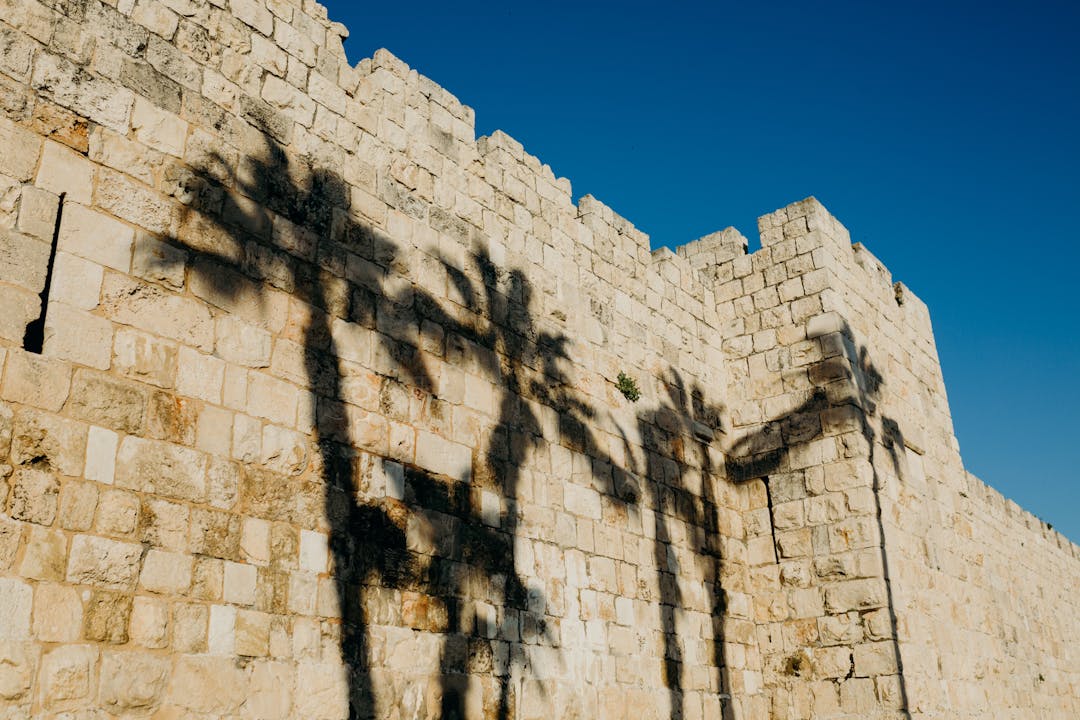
[0, 2, 1074, 719]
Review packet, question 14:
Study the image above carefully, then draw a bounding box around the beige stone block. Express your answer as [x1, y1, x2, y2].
[95, 167, 175, 235]
[295, 661, 350, 719]
[18, 526, 66, 581]
[99, 650, 171, 715]
[208, 603, 236, 655]
[245, 661, 292, 719]
[66, 369, 143, 437]
[415, 430, 472, 481]
[129, 596, 169, 649]
[0, 117, 42, 181]
[196, 404, 233, 456]
[10, 407, 86, 475]
[96, 488, 140, 535]
[57, 203, 133, 272]
[167, 655, 246, 714]
[39, 644, 96, 708]
[189, 508, 240, 561]
[116, 435, 207, 502]
[224, 560, 258, 605]
[67, 534, 143, 590]
[8, 464, 59, 525]
[232, 412, 262, 463]
[261, 423, 308, 475]
[0, 227, 51, 293]
[113, 327, 177, 388]
[176, 346, 225, 403]
[236, 609, 271, 657]
[59, 479, 98, 530]
[132, 97, 187, 156]
[172, 602, 207, 653]
[131, 233, 186, 290]
[824, 578, 887, 614]
[85, 425, 119, 484]
[33, 583, 83, 642]
[36, 140, 93, 204]
[42, 301, 113, 369]
[299, 530, 328, 574]
[0, 577, 32, 638]
[1, 350, 71, 412]
[207, 456, 240, 510]
[139, 549, 193, 595]
[81, 588, 131, 644]
[247, 372, 298, 426]
[223, 363, 248, 409]
[241, 517, 271, 566]
[0, 284, 43, 345]
[215, 315, 272, 368]
[89, 125, 159, 186]
[100, 274, 213, 351]
[288, 572, 317, 615]
[139, 498, 189, 551]
[33, 53, 134, 132]
[16, 186, 60, 242]
[50, 251, 104, 311]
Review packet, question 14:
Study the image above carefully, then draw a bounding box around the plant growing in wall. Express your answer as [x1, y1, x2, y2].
[616, 372, 641, 402]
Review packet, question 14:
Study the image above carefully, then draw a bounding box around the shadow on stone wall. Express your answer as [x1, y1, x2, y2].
[723, 325, 912, 718]
[160, 130, 734, 719]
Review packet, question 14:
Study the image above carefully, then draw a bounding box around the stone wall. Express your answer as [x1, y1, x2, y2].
[0, 1, 1075, 719]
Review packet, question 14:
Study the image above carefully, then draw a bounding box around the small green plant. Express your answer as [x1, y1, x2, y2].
[616, 372, 641, 402]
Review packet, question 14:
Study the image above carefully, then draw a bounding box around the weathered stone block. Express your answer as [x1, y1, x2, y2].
[39, 644, 96, 708]
[1, 351, 71, 412]
[82, 589, 132, 644]
[57, 202, 134, 272]
[67, 534, 142, 591]
[0, 577, 32, 639]
[113, 328, 178, 388]
[139, 548, 193, 595]
[8, 464, 59, 525]
[17, 526, 66, 582]
[98, 650, 170, 714]
[115, 435, 206, 502]
[129, 596, 169, 649]
[33, 583, 83, 643]
[66, 370, 146, 435]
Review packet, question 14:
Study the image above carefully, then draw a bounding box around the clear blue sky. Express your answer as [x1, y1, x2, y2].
[323, 0, 1080, 541]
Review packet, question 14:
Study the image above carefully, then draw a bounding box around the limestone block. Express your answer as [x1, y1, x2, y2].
[66, 370, 146, 435]
[113, 328, 178, 388]
[190, 508, 241, 560]
[50, 252, 104, 310]
[116, 435, 207, 502]
[247, 372, 299, 426]
[43, 302, 114, 369]
[207, 456, 240, 510]
[167, 655, 246, 714]
[85, 425, 119, 484]
[245, 661, 293, 719]
[172, 602, 208, 653]
[132, 97, 187, 156]
[139, 549, 193, 595]
[0, 284, 41, 345]
[82, 590, 132, 644]
[0, 517, 21, 572]
[146, 390, 197, 445]
[416, 430, 472, 480]
[299, 529, 328, 574]
[39, 645, 96, 708]
[208, 603, 236, 654]
[0, 641, 35, 704]
[96, 488, 140, 535]
[17, 526, 66, 581]
[67, 534, 143, 590]
[98, 651, 170, 715]
[294, 661, 350, 720]
[223, 560, 257, 605]
[215, 314, 272, 367]
[59, 479, 99, 531]
[824, 578, 887, 614]
[95, 167, 176, 236]
[8, 464, 59, 525]
[260, 423, 308, 475]
[241, 517, 271, 566]
[57, 203, 134, 272]
[131, 233, 186, 290]
[195, 404, 232, 456]
[853, 641, 899, 677]
[236, 609, 271, 657]
[36, 140, 94, 204]
[0, 118, 42, 181]
[1, 351, 71, 412]
[0, 577, 32, 638]
[100, 274, 213, 351]
[176, 346, 225, 403]
[139, 498, 189, 551]
[129, 596, 169, 649]
[16, 186, 59, 242]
